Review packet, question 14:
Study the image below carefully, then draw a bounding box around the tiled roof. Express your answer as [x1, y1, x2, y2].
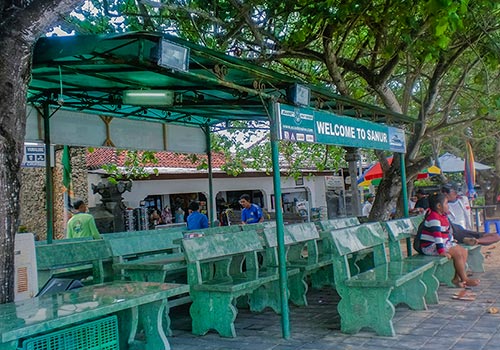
[86, 148, 227, 170]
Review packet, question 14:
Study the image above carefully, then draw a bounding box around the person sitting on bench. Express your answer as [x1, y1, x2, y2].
[441, 184, 500, 246]
[419, 192, 480, 288]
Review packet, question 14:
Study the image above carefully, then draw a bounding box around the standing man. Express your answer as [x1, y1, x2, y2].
[186, 201, 209, 230]
[362, 193, 375, 217]
[67, 199, 101, 239]
[239, 194, 264, 225]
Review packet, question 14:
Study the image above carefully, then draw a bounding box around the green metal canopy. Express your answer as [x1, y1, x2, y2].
[29, 31, 414, 128]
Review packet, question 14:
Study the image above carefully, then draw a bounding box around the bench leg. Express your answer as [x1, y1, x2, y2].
[421, 268, 440, 304]
[337, 286, 395, 337]
[249, 281, 282, 314]
[288, 272, 308, 307]
[466, 248, 485, 273]
[190, 291, 237, 337]
[116, 307, 139, 349]
[435, 260, 456, 287]
[138, 299, 171, 350]
[310, 266, 335, 290]
[390, 277, 427, 311]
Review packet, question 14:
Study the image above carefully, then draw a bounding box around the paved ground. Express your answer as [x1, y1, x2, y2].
[168, 247, 500, 350]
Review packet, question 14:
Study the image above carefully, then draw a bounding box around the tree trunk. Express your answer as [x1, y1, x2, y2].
[368, 154, 402, 221]
[0, 34, 31, 303]
[0, 0, 84, 303]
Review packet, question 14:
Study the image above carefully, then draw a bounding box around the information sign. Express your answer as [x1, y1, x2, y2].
[276, 103, 406, 153]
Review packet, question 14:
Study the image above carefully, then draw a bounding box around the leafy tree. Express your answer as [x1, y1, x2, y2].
[128, 0, 500, 219]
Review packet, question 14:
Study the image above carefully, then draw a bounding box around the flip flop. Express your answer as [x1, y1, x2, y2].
[452, 290, 476, 301]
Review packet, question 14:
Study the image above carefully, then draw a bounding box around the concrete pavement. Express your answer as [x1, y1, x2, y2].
[167, 265, 500, 350]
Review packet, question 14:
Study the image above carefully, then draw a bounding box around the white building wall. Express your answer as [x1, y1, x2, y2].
[88, 174, 327, 212]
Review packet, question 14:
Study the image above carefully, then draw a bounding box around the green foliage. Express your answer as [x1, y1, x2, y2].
[99, 149, 159, 183]
[66, 0, 500, 205]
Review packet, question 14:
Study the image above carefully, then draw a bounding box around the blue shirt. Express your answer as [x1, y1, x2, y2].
[187, 211, 209, 230]
[241, 204, 263, 224]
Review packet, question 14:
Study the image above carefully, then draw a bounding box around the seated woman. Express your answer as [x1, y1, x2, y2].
[419, 193, 480, 288]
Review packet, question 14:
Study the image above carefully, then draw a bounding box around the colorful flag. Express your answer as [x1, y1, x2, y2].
[464, 141, 476, 200]
[62, 146, 74, 208]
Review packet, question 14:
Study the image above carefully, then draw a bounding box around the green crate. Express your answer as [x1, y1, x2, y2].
[20, 315, 119, 350]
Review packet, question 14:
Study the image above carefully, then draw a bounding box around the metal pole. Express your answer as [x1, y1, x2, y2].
[205, 125, 214, 226]
[270, 103, 290, 339]
[399, 154, 412, 255]
[43, 102, 54, 244]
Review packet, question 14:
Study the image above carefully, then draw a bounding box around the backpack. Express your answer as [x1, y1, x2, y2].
[413, 220, 425, 255]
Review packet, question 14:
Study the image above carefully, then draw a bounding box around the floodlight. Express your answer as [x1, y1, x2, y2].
[158, 39, 190, 72]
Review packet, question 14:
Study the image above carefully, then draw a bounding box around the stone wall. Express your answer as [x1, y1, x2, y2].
[19, 147, 88, 240]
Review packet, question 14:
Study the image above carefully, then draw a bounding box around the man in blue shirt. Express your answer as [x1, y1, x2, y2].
[239, 194, 264, 225]
[186, 201, 209, 230]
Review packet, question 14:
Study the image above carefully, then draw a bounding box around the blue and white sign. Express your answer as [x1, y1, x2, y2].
[22, 144, 54, 168]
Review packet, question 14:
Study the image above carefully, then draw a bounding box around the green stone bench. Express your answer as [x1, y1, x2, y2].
[259, 223, 319, 306]
[104, 229, 186, 286]
[181, 230, 287, 337]
[408, 216, 485, 273]
[0, 281, 189, 350]
[383, 218, 452, 302]
[36, 239, 113, 290]
[325, 222, 433, 337]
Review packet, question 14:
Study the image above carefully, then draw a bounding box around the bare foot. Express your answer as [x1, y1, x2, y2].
[465, 278, 480, 287]
[452, 278, 465, 288]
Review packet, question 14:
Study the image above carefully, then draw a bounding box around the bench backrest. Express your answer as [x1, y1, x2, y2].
[315, 217, 360, 232]
[104, 230, 183, 258]
[36, 240, 111, 269]
[103, 226, 185, 240]
[182, 230, 262, 263]
[324, 222, 387, 281]
[409, 215, 424, 229]
[36, 239, 112, 288]
[188, 225, 243, 236]
[182, 230, 263, 284]
[382, 218, 416, 260]
[326, 222, 387, 257]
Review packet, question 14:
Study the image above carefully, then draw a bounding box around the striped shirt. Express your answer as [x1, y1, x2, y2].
[420, 210, 452, 255]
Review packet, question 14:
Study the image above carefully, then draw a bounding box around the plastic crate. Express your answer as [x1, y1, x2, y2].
[20, 315, 119, 350]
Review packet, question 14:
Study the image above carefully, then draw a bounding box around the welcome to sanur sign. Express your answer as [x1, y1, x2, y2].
[275, 103, 406, 153]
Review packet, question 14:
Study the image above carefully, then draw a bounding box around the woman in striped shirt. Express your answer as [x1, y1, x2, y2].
[420, 193, 480, 288]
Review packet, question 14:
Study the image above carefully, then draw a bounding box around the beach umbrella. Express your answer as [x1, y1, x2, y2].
[464, 142, 476, 199]
[358, 157, 441, 186]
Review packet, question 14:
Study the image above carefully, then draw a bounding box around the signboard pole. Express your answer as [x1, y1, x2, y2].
[399, 154, 412, 254]
[43, 103, 54, 244]
[270, 103, 290, 339]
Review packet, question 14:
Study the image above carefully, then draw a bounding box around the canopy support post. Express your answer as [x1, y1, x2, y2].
[43, 102, 54, 244]
[205, 125, 214, 226]
[270, 103, 290, 339]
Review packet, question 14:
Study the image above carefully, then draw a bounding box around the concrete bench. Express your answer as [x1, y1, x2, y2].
[0, 281, 189, 350]
[382, 218, 452, 302]
[324, 223, 433, 337]
[260, 222, 321, 306]
[36, 239, 113, 290]
[181, 230, 286, 337]
[104, 229, 186, 285]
